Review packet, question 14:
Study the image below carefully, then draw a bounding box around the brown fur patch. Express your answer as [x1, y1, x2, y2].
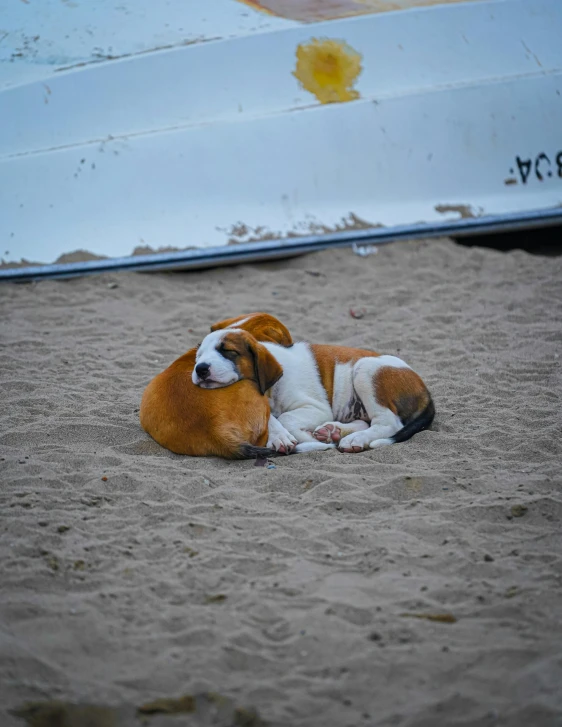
[310, 343, 379, 407]
[374, 367, 430, 422]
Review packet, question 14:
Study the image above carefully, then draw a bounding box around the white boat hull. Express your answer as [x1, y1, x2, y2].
[1, 0, 561, 269]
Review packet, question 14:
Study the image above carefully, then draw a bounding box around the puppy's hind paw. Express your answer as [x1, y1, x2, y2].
[338, 430, 372, 453]
[313, 422, 342, 444]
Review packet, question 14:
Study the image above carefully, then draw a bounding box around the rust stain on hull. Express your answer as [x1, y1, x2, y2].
[293, 38, 362, 104]
[237, 0, 482, 22]
[239, 0, 379, 21]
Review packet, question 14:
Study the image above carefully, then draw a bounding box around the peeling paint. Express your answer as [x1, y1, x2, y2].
[434, 204, 482, 219]
[0, 257, 43, 269]
[132, 244, 195, 256]
[1, 215, 381, 266]
[223, 213, 380, 245]
[293, 38, 362, 104]
[54, 250, 108, 264]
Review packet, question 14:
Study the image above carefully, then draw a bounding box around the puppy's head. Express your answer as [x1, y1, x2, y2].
[193, 329, 283, 394]
[210, 312, 293, 347]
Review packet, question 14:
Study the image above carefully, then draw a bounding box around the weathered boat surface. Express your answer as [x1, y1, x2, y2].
[1, 0, 561, 275]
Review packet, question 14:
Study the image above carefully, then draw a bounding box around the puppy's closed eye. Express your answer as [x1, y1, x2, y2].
[219, 345, 239, 361]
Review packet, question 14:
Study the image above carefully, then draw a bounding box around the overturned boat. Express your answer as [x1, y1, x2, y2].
[1, 0, 561, 280]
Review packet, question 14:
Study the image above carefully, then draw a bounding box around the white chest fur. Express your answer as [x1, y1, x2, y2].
[263, 341, 331, 417]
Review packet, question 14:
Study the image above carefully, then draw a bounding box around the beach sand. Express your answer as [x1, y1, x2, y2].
[1, 238, 561, 726]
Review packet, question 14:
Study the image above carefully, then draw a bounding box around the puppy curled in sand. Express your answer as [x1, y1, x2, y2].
[140, 313, 293, 459]
[193, 329, 434, 454]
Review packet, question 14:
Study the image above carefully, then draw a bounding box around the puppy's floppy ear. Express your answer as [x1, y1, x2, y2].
[246, 336, 283, 395]
[210, 313, 293, 348]
[210, 314, 248, 332]
[257, 322, 293, 347]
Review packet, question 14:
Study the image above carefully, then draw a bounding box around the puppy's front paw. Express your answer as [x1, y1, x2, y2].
[267, 431, 297, 455]
[313, 422, 342, 444]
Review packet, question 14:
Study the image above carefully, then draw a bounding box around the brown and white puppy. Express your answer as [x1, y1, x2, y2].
[140, 313, 291, 458]
[193, 331, 434, 454]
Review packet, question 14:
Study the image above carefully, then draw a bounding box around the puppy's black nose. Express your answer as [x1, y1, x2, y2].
[195, 362, 211, 379]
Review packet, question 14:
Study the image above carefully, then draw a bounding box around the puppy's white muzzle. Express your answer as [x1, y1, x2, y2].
[191, 364, 238, 388]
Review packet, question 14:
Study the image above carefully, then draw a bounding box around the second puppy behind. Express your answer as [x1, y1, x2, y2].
[140, 313, 292, 458]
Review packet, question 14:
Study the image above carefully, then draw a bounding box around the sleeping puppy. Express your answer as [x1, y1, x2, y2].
[198, 313, 297, 454]
[140, 313, 292, 458]
[193, 330, 434, 454]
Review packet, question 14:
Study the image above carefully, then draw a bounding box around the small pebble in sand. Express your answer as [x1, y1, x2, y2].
[46, 556, 59, 571]
[510, 504, 528, 517]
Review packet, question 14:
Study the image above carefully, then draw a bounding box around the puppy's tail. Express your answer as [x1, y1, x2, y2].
[238, 443, 276, 459]
[371, 398, 435, 448]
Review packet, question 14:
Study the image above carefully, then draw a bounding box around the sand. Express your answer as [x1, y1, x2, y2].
[1, 238, 561, 727]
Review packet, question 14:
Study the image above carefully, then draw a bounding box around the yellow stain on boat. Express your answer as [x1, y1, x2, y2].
[293, 38, 362, 104]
